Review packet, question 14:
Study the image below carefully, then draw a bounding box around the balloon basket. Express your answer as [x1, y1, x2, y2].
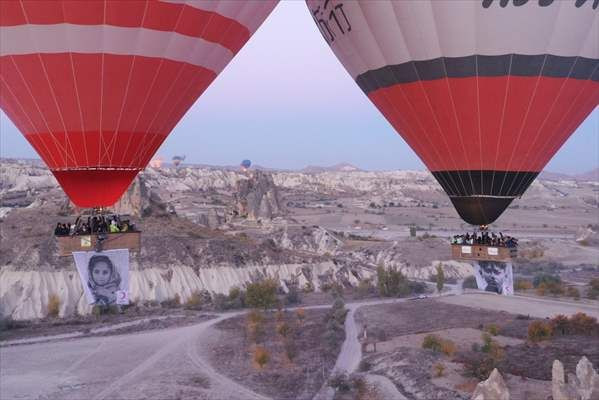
[451, 244, 516, 262]
[56, 232, 141, 257]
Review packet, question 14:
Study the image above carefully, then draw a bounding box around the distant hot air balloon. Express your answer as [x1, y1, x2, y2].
[240, 159, 252, 170]
[307, 0, 599, 226]
[0, 0, 278, 208]
[172, 155, 186, 167]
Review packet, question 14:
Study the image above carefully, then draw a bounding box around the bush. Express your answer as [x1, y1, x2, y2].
[246, 279, 278, 310]
[485, 324, 499, 336]
[184, 292, 205, 310]
[284, 340, 297, 361]
[285, 285, 301, 305]
[528, 321, 553, 342]
[566, 286, 581, 300]
[296, 308, 306, 325]
[276, 322, 291, 338]
[533, 274, 561, 288]
[422, 334, 443, 353]
[377, 265, 411, 297]
[433, 362, 446, 377]
[514, 279, 533, 291]
[550, 314, 569, 335]
[253, 346, 270, 369]
[462, 353, 498, 380]
[440, 339, 457, 357]
[568, 312, 598, 335]
[586, 278, 599, 299]
[436, 265, 445, 292]
[356, 279, 375, 298]
[462, 275, 478, 289]
[47, 294, 60, 318]
[328, 373, 351, 393]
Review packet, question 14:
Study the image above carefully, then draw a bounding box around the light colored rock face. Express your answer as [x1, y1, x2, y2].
[0, 262, 374, 320]
[234, 170, 285, 220]
[552, 357, 599, 400]
[471, 369, 510, 400]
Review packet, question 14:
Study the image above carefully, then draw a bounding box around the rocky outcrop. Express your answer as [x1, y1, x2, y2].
[552, 357, 599, 400]
[576, 226, 599, 247]
[234, 170, 285, 221]
[471, 369, 510, 400]
[275, 226, 343, 255]
[0, 262, 374, 320]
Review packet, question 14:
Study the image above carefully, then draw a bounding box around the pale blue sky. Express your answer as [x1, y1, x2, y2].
[1, 1, 597, 174]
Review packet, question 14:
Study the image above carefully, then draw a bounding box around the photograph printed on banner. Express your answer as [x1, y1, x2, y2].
[474, 261, 514, 296]
[73, 249, 130, 306]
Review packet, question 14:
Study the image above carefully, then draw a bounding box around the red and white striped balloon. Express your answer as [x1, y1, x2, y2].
[0, 0, 277, 207]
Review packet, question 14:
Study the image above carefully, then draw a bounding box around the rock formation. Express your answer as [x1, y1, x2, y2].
[552, 357, 599, 400]
[471, 369, 510, 400]
[233, 170, 285, 221]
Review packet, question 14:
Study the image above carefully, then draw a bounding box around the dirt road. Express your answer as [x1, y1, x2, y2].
[0, 312, 268, 400]
[440, 292, 599, 319]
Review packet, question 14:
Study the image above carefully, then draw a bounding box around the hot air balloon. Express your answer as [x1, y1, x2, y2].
[240, 159, 252, 169]
[172, 155, 186, 167]
[1, 0, 278, 208]
[306, 0, 598, 226]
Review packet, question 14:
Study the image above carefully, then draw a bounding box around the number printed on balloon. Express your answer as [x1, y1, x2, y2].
[306, 0, 599, 225]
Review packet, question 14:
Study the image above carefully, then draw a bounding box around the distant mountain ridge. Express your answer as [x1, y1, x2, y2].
[301, 163, 362, 173]
[539, 168, 599, 182]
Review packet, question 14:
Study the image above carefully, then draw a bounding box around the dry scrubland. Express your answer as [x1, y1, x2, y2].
[349, 299, 599, 400]
[202, 305, 347, 400]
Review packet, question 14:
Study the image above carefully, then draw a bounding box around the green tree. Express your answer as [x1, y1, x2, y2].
[436, 265, 445, 293]
[246, 279, 278, 310]
[377, 264, 388, 296]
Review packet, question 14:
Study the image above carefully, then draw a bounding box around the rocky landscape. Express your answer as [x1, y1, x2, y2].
[1, 159, 598, 321]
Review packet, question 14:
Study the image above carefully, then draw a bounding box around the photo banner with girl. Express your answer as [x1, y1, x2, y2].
[73, 249, 130, 306]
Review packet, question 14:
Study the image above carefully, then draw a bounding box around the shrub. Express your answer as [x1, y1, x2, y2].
[514, 279, 533, 291]
[550, 314, 569, 335]
[377, 265, 411, 297]
[246, 279, 278, 310]
[184, 291, 205, 309]
[285, 285, 301, 305]
[296, 308, 306, 325]
[440, 339, 457, 357]
[533, 274, 561, 288]
[247, 309, 264, 325]
[566, 286, 581, 300]
[328, 373, 351, 393]
[462, 353, 498, 380]
[253, 346, 270, 369]
[357, 279, 375, 298]
[586, 278, 599, 299]
[462, 275, 478, 289]
[433, 362, 446, 377]
[485, 324, 499, 336]
[276, 322, 291, 338]
[358, 360, 372, 372]
[422, 334, 443, 353]
[436, 265, 445, 292]
[47, 294, 60, 318]
[568, 312, 598, 335]
[528, 321, 553, 342]
[284, 340, 297, 362]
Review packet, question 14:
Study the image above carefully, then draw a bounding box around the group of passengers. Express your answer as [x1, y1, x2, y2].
[451, 231, 518, 247]
[54, 215, 136, 236]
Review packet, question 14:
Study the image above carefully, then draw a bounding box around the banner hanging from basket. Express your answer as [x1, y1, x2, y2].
[473, 261, 514, 296]
[73, 249, 130, 306]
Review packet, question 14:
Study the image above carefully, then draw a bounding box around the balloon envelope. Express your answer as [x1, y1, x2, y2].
[1, 0, 277, 207]
[306, 0, 599, 225]
[241, 159, 252, 169]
